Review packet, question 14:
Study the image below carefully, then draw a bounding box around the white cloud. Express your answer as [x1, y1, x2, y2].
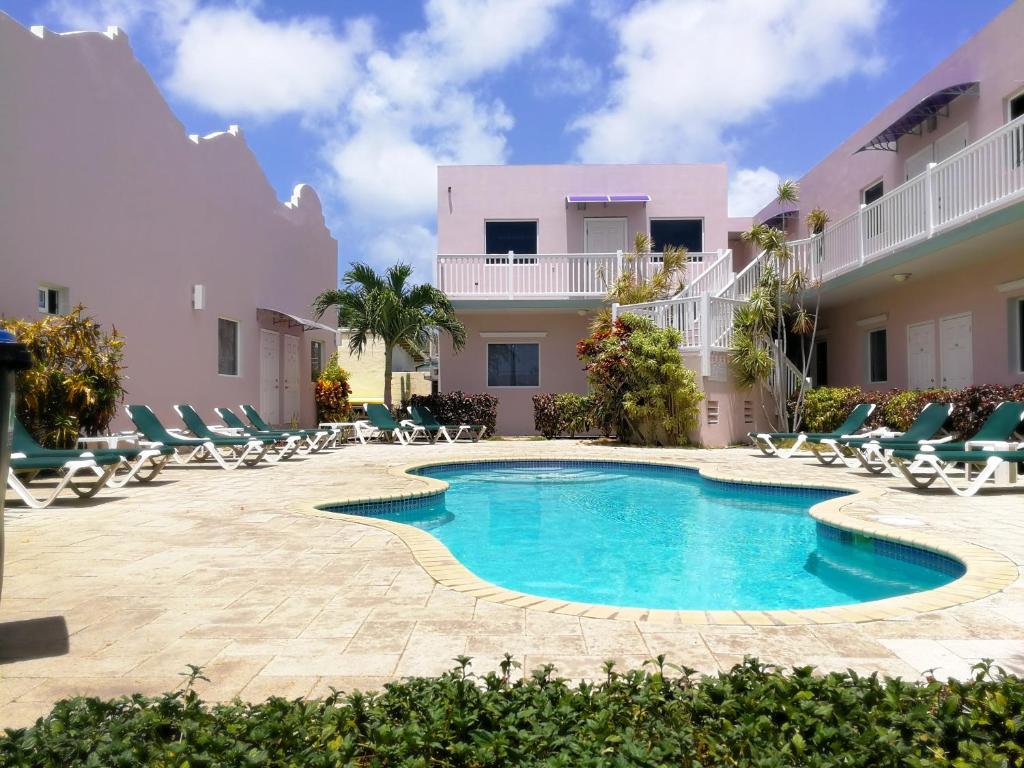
[574, 0, 886, 163]
[46, 0, 192, 35]
[167, 9, 373, 119]
[533, 55, 602, 98]
[728, 166, 781, 217]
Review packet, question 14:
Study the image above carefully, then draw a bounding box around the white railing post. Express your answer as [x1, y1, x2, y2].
[925, 161, 937, 237]
[611, 302, 619, 322]
[616, 249, 624, 281]
[506, 250, 514, 299]
[857, 203, 867, 266]
[699, 291, 710, 376]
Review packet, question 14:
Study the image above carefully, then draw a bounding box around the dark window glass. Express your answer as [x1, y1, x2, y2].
[218, 318, 239, 376]
[1010, 92, 1024, 121]
[487, 343, 539, 387]
[485, 221, 537, 254]
[868, 329, 887, 383]
[650, 219, 703, 253]
[863, 181, 884, 205]
[1018, 300, 1024, 373]
[310, 340, 323, 381]
[1010, 94, 1024, 167]
[815, 341, 828, 387]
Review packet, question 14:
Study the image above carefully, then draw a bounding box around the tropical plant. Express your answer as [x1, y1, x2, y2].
[532, 393, 593, 438]
[409, 391, 499, 437]
[314, 352, 352, 423]
[0, 306, 126, 448]
[577, 314, 702, 446]
[591, 232, 689, 332]
[313, 263, 465, 407]
[730, 182, 828, 431]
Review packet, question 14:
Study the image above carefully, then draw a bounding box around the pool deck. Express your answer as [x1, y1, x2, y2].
[1, 440, 1022, 728]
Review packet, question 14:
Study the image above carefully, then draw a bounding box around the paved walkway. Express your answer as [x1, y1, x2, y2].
[1, 440, 1022, 728]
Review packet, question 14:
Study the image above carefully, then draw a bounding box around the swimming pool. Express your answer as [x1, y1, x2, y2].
[330, 460, 964, 611]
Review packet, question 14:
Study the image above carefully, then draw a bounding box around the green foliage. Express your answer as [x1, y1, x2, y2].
[314, 352, 352, 423]
[532, 393, 593, 438]
[409, 391, 498, 437]
[313, 263, 464, 407]
[800, 387, 864, 432]
[0, 306, 126, 448]
[578, 314, 702, 446]
[3, 658, 1023, 767]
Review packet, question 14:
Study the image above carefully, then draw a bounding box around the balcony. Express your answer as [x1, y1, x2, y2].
[436, 251, 723, 303]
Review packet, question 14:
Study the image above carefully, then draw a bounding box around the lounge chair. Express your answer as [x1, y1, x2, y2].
[127, 404, 269, 469]
[7, 453, 121, 509]
[174, 404, 287, 462]
[406, 404, 486, 443]
[888, 402, 1024, 495]
[13, 419, 173, 487]
[748, 403, 876, 459]
[239, 404, 333, 449]
[812, 402, 953, 471]
[363, 403, 428, 445]
[215, 407, 329, 454]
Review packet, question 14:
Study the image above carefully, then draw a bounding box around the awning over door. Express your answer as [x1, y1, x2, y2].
[566, 194, 651, 203]
[259, 308, 336, 334]
[856, 82, 979, 152]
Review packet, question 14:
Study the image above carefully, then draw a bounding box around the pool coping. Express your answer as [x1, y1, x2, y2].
[295, 455, 1018, 626]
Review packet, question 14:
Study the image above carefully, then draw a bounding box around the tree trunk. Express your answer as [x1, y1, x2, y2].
[383, 343, 394, 409]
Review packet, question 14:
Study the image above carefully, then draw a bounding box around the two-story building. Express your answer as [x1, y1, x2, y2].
[436, 1, 1024, 444]
[435, 163, 737, 436]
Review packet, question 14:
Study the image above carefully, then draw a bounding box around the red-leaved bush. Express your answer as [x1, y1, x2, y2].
[409, 391, 498, 437]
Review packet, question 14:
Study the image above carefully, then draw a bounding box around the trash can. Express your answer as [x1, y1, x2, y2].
[0, 329, 32, 605]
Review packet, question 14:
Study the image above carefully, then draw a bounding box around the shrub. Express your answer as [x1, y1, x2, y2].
[411, 391, 498, 436]
[2, 659, 1023, 766]
[314, 352, 352, 423]
[532, 393, 593, 438]
[794, 386, 861, 433]
[578, 314, 702, 446]
[0, 306, 126, 448]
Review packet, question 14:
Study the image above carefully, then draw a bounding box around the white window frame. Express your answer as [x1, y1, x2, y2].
[217, 317, 241, 378]
[37, 284, 68, 315]
[861, 178, 884, 205]
[1013, 297, 1024, 375]
[484, 219, 539, 258]
[485, 341, 541, 389]
[865, 326, 888, 385]
[310, 339, 324, 381]
[648, 217, 705, 257]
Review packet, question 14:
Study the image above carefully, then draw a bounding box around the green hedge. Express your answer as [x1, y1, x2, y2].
[409, 391, 498, 437]
[3, 659, 1023, 766]
[532, 393, 593, 438]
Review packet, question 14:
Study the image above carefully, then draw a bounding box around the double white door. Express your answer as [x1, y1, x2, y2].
[259, 330, 302, 426]
[907, 314, 973, 391]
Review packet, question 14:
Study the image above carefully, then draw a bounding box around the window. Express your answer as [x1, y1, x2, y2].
[862, 180, 884, 239]
[650, 219, 703, 253]
[1009, 90, 1024, 167]
[37, 285, 66, 315]
[487, 343, 539, 387]
[867, 328, 887, 383]
[310, 340, 324, 381]
[862, 181, 884, 205]
[485, 221, 537, 255]
[815, 340, 829, 387]
[218, 318, 239, 376]
[1015, 298, 1024, 374]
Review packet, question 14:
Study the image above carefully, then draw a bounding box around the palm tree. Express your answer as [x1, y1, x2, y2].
[312, 263, 465, 408]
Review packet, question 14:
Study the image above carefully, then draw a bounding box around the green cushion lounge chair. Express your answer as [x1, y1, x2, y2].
[407, 404, 486, 443]
[363, 403, 428, 445]
[748, 402, 876, 459]
[13, 419, 173, 487]
[174, 404, 282, 464]
[239, 404, 332, 447]
[217, 406, 329, 453]
[812, 402, 954, 471]
[127, 404, 268, 470]
[7, 452, 121, 509]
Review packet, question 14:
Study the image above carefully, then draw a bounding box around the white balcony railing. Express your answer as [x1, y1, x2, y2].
[436, 251, 722, 299]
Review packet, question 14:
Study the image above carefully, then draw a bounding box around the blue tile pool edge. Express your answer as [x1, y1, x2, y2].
[315, 458, 966, 581]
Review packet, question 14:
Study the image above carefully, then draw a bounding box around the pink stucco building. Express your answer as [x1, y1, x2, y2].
[0, 14, 338, 431]
[436, 1, 1024, 443]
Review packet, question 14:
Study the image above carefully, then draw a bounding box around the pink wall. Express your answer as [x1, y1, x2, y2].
[756, 1, 1024, 237]
[437, 164, 729, 254]
[439, 311, 592, 435]
[0, 15, 337, 430]
[820, 244, 1024, 391]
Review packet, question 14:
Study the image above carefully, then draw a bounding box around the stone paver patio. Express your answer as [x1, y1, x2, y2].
[1, 440, 1022, 728]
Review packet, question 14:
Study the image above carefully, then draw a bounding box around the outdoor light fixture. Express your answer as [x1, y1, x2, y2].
[893, 273, 912, 282]
[192, 284, 205, 310]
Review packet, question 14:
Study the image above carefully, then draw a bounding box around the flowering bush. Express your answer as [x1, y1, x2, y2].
[410, 391, 498, 437]
[577, 314, 702, 446]
[314, 353, 351, 423]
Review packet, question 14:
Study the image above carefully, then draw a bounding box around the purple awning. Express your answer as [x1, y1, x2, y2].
[566, 194, 651, 203]
[856, 82, 979, 152]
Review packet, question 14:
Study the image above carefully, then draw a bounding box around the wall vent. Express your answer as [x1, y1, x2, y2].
[707, 400, 720, 425]
[743, 400, 754, 424]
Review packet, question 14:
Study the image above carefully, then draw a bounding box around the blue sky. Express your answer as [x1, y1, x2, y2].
[5, 0, 1013, 284]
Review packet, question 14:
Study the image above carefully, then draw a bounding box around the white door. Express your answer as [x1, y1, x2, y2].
[259, 329, 280, 425]
[584, 217, 627, 254]
[905, 144, 934, 181]
[907, 321, 936, 389]
[935, 123, 969, 163]
[939, 313, 973, 390]
[282, 334, 300, 425]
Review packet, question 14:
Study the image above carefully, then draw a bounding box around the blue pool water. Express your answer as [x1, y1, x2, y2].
[341, 461, 963, 611]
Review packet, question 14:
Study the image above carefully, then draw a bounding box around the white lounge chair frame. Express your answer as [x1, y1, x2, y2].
[172, 405, 274, 468]
[7, 455, 118, 509]
[891, 442, 1023, 497]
